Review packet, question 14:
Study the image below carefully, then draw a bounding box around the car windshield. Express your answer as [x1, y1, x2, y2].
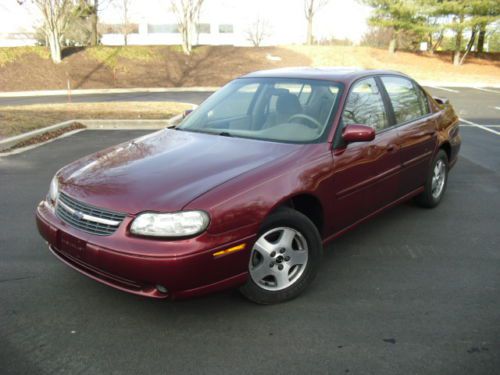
[178, 78, 342, 143]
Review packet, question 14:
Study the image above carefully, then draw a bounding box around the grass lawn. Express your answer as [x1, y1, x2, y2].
[0, 101, 192, 138]
[1, 46, 498, 92]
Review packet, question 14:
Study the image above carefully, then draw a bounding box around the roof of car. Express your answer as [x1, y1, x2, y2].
[241, 67, 409, 84]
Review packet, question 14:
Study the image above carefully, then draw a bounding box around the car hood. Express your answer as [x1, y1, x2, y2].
[58, 129, 300, 214]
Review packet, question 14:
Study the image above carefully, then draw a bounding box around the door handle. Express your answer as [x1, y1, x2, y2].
[386, 144, 397, 152]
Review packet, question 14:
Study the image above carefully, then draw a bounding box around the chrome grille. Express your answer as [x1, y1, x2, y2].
[55, 192, 126, 236]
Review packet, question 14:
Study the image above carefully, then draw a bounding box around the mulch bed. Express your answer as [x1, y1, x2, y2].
[4, 122, 85, 152]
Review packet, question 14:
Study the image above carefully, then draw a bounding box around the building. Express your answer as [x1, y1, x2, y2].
[0, 0, 370, 47]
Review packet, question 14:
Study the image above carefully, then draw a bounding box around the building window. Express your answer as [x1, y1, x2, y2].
[197, 23, 211, 34]
[100, 23, 138, 34]
[147, 24, 179, 33]
[218, 24, 234, 34]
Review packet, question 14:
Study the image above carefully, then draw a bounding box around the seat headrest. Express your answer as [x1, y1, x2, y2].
[276, 93, 302, 115]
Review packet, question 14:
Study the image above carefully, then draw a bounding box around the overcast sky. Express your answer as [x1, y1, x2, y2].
[1, 0, 371, 43]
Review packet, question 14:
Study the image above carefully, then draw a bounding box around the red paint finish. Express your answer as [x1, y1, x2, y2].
[36, 68, 461, 299]
[342, 124, 375, 143]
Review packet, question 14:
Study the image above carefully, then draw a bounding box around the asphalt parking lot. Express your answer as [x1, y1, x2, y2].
[0, 87, 499, 374]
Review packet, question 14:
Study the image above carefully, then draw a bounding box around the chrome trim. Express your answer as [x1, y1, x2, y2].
[57, 199, 121, 226]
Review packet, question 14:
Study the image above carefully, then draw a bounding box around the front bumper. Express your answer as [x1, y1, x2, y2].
[36, 201, 255, 299]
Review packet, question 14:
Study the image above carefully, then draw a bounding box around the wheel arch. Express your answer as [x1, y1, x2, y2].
[269, 193, 325, 237]
[439, 141, 452, 161]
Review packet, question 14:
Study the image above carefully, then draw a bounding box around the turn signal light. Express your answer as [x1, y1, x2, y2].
[213, 243, 246, 258]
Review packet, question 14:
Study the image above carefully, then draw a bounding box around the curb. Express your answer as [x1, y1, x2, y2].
[0, 113, 184, 152]
[419, 81, 500, 88]
[0, 120, 75, 151]
[0, 87, 219, 98]
[0, 83, 499, 99]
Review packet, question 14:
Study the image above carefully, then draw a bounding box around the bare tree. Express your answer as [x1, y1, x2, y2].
[18, 0, 73, 63]
[170, 0, 205, 55]
[87, 0, 99, 46]
[116, 0, 131, 46]
[304, 0, 330, 45]
[246, 16, 271, 47]
[80, 0, 111, 46]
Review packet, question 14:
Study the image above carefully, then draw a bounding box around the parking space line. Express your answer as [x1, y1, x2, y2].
[473, 87, 500, 94]
[460, 118, 500, 136]
[427, 86, 460, 93]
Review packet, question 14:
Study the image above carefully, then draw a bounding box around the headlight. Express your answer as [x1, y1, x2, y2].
[130, 211, 209, 237]
[48, 176, 59, 203]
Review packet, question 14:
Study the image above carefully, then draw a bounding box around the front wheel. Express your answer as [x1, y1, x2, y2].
[239, 207, 322, 304]
[415, 149, 449, 208]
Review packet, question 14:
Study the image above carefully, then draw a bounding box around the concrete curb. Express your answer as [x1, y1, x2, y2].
[0, 113, 184, 152]
[419, 81, 500, 88]
[0, 83, 499, 99]
[0, 87, 219, 98]
[0, 119, 75, 151]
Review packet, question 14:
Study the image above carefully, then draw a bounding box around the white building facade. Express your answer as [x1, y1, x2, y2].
[0, 0, 370, 47]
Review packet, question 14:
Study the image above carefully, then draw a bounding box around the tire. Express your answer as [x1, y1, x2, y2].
[415, 149, 449, 208]
[239, 207, 323, 304]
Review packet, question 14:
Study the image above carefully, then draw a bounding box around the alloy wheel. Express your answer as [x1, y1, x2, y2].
[431, 159, 446, 199]
[249, 227, 309, 291]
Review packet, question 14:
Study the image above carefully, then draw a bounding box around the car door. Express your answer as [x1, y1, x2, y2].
[331, 77, 401, 233]
[380, 76, 438, 195]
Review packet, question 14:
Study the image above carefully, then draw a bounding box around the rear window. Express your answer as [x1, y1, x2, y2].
[381, 76, 427, 124]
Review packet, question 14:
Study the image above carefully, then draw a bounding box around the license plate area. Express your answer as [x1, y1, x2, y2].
[58, 231, 86, 259]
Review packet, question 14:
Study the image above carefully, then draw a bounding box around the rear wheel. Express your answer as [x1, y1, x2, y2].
[240, 207, 322, 304]
[415, 149, 448, 208]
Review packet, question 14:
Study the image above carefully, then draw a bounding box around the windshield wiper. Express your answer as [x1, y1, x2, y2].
[218, 131, 232, 137]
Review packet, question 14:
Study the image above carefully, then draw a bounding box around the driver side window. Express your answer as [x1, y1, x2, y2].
[342, 78, 388, 132]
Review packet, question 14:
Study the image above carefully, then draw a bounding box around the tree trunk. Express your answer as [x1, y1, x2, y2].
[388, 35, 397, 54]
[306, 17, 313, 45]
[124, 32, 128, 46]
[181, 25, 191, 55]
[477, 23, 486, 53]
[453, 15, 464, 66]
[460, 27, 478, 65]
[48, 31, 62, 64]
[431, 31, 444, 54]
[90, 12, 98, 46]
[453, 31, 462, 66]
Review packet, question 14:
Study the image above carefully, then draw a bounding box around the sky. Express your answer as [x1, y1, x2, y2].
[0, 0, 372, 44]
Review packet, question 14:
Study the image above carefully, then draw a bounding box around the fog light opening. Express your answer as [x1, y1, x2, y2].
[156, 284, 168, 294]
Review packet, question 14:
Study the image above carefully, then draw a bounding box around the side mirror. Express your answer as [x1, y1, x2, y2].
[183, 109, 194, 118]
[433, 96, 449, 106]
[342, 124, 375, 143]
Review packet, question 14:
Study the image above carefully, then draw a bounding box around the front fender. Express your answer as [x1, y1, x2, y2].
[184, 144, 333, 236]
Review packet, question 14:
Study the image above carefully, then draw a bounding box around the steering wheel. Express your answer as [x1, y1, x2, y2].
[287, 114, 323, 131]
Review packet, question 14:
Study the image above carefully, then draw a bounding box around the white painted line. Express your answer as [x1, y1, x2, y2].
[460, 118, 500, 136]
[427, 85, 460, 93]
[495, 107, 500, 111]
[473, 87, 500, 94]
[460, 124, 500, 129]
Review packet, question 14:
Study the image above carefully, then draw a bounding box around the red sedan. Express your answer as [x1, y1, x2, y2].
[36, 68, 461, 304]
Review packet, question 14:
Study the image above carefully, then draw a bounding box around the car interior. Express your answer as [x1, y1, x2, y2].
[180, 79, 341, 143]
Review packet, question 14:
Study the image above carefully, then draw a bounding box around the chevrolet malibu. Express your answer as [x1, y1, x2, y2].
[36, 68, 461, 304]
